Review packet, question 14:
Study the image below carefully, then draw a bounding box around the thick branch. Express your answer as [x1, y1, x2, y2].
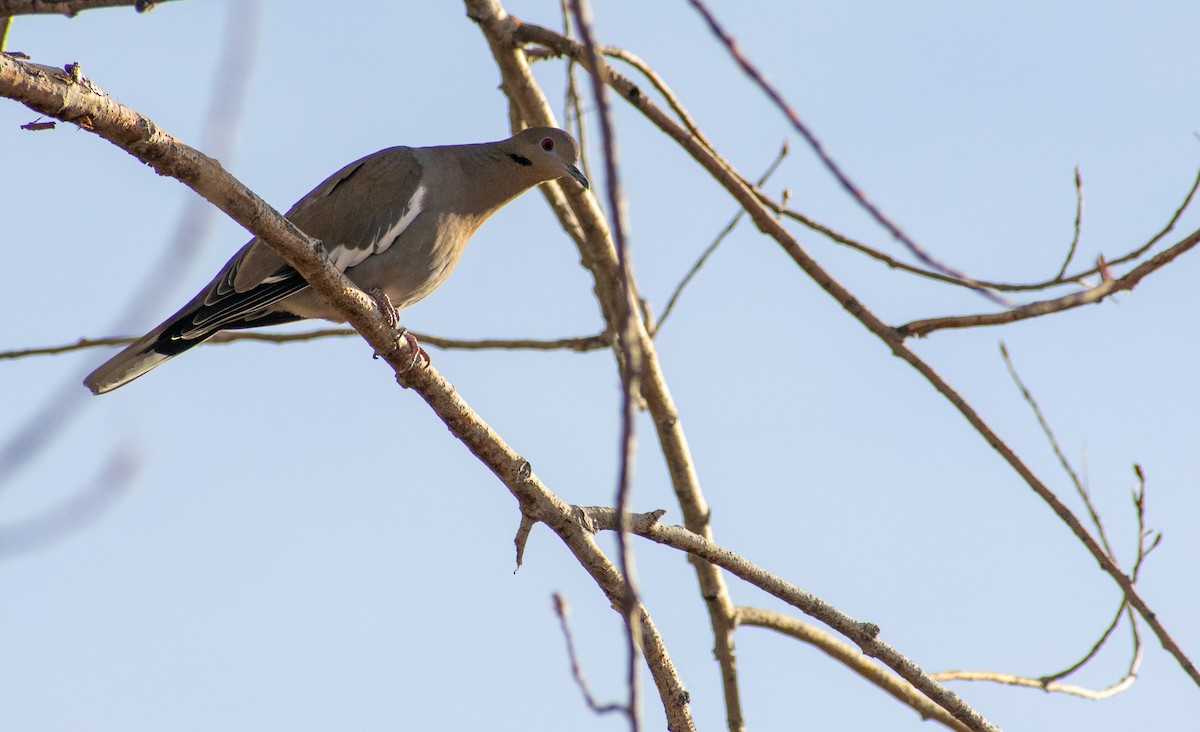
[506, 19, 1199, 690]
[578, 508, 996, 732]
[464, 4, 740, 730]
[736, 607, 971, 732]
[0, 0, 168, 15]
[0, 50, 692, 732]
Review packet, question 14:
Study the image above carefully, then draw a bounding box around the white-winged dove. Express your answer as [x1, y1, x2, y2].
[84, 127, 588, 394]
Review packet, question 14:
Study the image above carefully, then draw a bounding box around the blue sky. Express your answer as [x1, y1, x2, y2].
[2, 1, 1199, 730]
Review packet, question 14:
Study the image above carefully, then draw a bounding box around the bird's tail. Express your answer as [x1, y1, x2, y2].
[83, 320, 212, 395]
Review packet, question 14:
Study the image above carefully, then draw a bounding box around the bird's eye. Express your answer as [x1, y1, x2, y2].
[541, 137, 555, 151]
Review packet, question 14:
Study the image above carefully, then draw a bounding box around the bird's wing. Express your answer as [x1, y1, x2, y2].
[174, 147, 428, 336]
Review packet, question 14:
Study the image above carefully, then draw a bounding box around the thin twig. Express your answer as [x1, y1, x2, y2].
[930, 667, 1137, 701]
[599, 45, 719, 161]
[766, 155, 1200, 296]
[940, 356, 1154, 692]
[656, 141, 788, 333]
[577, 507, 999, 732]
[1053, 167, 1085, 280]
[898, 226, 1200, 338]
[502, 21, 1199, 688]
[999, 342, 1115, 555]
[0, 1, 261, 490]
[736, 607, 971, 732]
[683, 0, 1007, 307]
[1130, 465, 1162, 583]
[0, 329, 610, 360]
[1038, 598, 1128, 684]
[553, 593, 629, 715]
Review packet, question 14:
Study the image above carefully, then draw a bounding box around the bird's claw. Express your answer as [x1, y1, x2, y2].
[396, 328, 429, 373]
[366, 286, 400, 329]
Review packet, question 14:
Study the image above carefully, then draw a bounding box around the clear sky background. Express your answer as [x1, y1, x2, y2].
[2, 1, 1199, 730]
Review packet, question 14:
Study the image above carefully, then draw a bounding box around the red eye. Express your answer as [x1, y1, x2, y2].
[541, 137, 555, 151]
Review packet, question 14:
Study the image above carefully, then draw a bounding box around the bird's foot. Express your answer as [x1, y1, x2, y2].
[366, 286, 400, 329]
[395, 328, 429, 373]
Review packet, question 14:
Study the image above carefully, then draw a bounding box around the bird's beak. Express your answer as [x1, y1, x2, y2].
[564, 163, 589, 190]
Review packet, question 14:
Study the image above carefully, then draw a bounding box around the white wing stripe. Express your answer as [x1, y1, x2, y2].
[328, 184, 427, 272]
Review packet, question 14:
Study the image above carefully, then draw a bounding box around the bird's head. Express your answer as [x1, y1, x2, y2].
[507, 127, 589, 190]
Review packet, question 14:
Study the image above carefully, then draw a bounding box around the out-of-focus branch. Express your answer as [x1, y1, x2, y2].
[0, 445, 138, 556]
[568, 1, 644, 730]
[0, 3, 260, 493]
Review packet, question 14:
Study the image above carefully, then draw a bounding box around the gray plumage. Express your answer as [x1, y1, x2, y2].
[85, 127, 588, 395]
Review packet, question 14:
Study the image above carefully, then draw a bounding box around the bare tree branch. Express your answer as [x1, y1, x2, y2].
[0, 445, 138, 556]
[465, 4, 731, 730]
[736, 607, 971, 732]
[1053, 167, 1085, 280]
[897, 227, 1200, 338]
[1038, 600, 1132, 684]
[1000, 342, 1116, 556]
[503, 18, 1199, 690]
[1, 44, 698, 732]
[683, 0, 1006, 307]
[553, 593, 632, 716]
[0, 329, 610, 361]
[578, 507, 999, 732]
[656, 141, 788, 333]
[763, 155, 1200, 296]
[0, 0, 168, 16]
[0, 3, 260, 490]
[930, 662, 1139, 701]
[568, 2, 644, 729]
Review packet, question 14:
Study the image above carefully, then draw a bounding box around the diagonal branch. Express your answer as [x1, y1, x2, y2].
[736, 607, 971, 732]
[578, 507, 998, 732]
[0, 0, 168, 15]
[683, 0, 1005, 307]
[896, 228, 1200, 338]
[503, 18, 1199, 690]
[656, 142, 788, 333]
[464, 4, 743, 730]
[0, 50, 694, 732]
